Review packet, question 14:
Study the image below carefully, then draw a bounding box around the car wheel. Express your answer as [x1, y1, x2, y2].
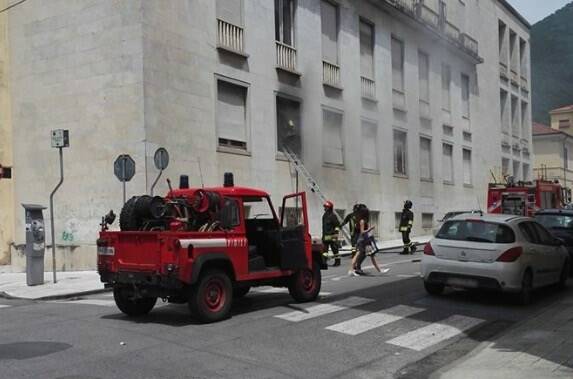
[518, 270, 533, 305]
[113, 286, 157, 317]
[558, 261, 570, 290]
[189, 269, 233, 323]
[233, 285, 251, 298]
[288, 262, 321, 302]
[424, 281, 445, 296]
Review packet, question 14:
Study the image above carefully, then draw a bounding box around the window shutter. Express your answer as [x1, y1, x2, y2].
[321, 1, 338, 64]
[323, 110, 343, 165]
[443, 144, 453, 182]
[461, 74, 470, 118]
[361, 120, 377, 170]
[216, 0, 242, 26]
[392, 38, 404, 91]
[217, 81, 247, 143]
[442, 64, 451, 110]
[418, 52, 429, 102]
[420, 138, 432, 179]
[360, 21, 374, 78]
[463, 149, 472, 184]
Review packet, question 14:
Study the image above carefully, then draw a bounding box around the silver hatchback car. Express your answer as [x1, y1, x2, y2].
[421, 213, 570, 304]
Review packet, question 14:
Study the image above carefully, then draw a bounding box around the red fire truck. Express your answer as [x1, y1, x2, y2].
[487, 179, 567, 217]
[97, 173, 325, 323]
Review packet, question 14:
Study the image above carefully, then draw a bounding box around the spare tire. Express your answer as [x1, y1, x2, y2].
[119, 196, 140, 231]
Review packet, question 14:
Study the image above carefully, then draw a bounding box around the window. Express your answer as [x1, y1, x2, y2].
[518, 222, 537, 243]
[216, 0, 243, 26]
[559, 119, 570, 129]
[361, 120, 377, 171]
[369, 211, 380, 237]
[323, 109, 344, 165]
[521, 101, 529, 136]
[418, 51, 429, 104]
[360, 20, 374, 79]
[276, 96, 301, 156]
[420, 137, 432, 180]
[502, 158, 510, 176]
[519, 38, 528, 77]
[393, 130, 407, 175]
[391, 37, 404, 92]
[531, 222, 556, 245]
[321, 0, 338, 64]
[500, 89, 509, 132]
[422, 213, 433, 229]
[461, 74, 470, 119]
[509, 30, 517, 72]
[441, 64, 451, 111]
[442, 143, 453, 183]
[244, 197, 276, 220]
[275, 0, 295, 46]
[216, 80, 247, 150]
[463, 149, 472, 185]
[523, 163, 530, 181]
[280, 207, 303, 227]
[511, 95, 519, 135]
[437, 220, 515, 244]
[513, 160, 520, 179]
[498, 21, 507, 62]
[395, 212, 402, 230]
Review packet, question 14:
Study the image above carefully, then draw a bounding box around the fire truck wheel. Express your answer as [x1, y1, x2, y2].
[233, 286, 250, 298]
[189, 269, 233, 323]
[113, 286, 157, 317]
[119, 196, 139, 231]
[288, 263, 321, 302]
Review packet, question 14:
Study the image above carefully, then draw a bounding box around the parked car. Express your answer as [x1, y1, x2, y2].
[421, 213, 570, 304]
[535, 209, 573, 276]
[432, 210, 482, 235]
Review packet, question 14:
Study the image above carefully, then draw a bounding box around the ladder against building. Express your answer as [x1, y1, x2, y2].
[282, 145, 352, 245]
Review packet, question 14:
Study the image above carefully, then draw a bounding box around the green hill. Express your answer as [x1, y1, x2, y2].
[531, 1, 573, 124]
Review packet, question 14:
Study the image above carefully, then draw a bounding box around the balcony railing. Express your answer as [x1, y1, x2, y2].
[520, 76, 529, 91]
[415, 3, 439, 28]
[361, 76, 376, 99]
[460, 33, 478, 56]
[276, 41, 297, 72]
[499, 62, 509, 79]
[389, 0, 415, 14]
[217, 19, 245, 54]
[323, 61, 341, 88]
[510, 69, 519, 85]
[443, 21, 460, 42]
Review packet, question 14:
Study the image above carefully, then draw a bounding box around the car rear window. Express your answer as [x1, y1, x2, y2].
[536, 214, 573, 230]
[436, 220, 515, 243]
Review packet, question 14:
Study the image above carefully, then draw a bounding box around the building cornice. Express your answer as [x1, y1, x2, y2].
[497, 0, 531, 30]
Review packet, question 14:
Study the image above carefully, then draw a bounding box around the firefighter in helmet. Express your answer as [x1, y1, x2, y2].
[399, 200, 415, 255]
[322, 200, 341, 266]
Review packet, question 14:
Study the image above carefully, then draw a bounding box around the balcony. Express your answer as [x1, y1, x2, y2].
[381, 0, 482, 64]
[414, 3, 439, 28]
[510, 69, 519, 86]
[520, 76, 529, 91]
[361, 76, 376, 99]
[323, 61, 341, 89]
[499, 62, 509, 80]
[217, 19, 246, 56]
[275, 41, 299, 75]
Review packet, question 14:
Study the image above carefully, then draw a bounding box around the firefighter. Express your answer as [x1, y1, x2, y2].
[322, 201, 341, 266]
[399, 200, 415, 255]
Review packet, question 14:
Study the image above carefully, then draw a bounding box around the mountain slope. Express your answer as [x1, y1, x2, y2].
[531, 2, 573, 124]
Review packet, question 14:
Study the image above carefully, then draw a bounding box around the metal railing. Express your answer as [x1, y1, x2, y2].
[276, 41, 297, 72]
[217, 19, 244, 53]
[499, 62, 509, 79]
[443, 21, 460, 42]
[520, 76, 528, 90]
[323, 61, 341, 87]
[510, 69, 519, 85]
[460, 33, 478, 56]
[361, 76, 376, 98]
[415, 2, 439, 27]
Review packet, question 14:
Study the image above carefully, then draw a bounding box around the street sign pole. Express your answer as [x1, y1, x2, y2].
[150, 148, 169, 196]
[49, 147, 64, 283]
[114, 154, 136, 205]
[122, 161, 126, 204]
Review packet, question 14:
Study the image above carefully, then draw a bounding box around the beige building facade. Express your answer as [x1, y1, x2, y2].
[0, 0, 532, 271]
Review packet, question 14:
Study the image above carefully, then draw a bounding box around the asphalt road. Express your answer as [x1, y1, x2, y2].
[1, 251, 571, 379]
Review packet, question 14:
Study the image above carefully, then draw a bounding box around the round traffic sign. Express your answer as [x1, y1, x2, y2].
[153, 148, 169, 170]
[114, 154, 136, 182]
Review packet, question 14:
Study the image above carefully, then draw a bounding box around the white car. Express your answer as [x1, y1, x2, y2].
[421, 213, 570, 304]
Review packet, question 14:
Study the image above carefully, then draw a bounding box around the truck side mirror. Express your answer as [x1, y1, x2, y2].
[220, 199, 239, 230]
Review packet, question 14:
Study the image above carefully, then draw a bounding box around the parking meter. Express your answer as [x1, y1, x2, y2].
[22, 204, 47, 286]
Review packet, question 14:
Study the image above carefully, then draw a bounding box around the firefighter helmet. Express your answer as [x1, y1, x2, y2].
[404, 200, 413, 209]
[324, 201, 334, 209]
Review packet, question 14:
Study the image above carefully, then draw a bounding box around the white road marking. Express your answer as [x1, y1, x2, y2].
[53, 299, 117, 307]
[325, 305, 425, 336]
[387, 314, 484, 351]
[274, 296, 374, 322]
[0, 305, 11, 309]
[396, 274, 418, 278]
[250, 287, 331, 297]
[331, 276, 346, 281]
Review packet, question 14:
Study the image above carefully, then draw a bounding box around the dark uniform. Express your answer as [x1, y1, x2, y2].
[322, 208, 341, 266]
[399, 201, 414, 254]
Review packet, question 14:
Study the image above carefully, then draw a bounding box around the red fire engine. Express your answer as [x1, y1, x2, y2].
[487, 179, 568, 217]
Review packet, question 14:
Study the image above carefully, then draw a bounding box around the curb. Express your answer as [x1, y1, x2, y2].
[0, 287, 111, 301]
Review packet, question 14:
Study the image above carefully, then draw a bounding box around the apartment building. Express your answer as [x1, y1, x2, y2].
[0, 0, 532, 270]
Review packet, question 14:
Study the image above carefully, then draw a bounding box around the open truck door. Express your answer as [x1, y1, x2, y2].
[279, 192, 310, 270]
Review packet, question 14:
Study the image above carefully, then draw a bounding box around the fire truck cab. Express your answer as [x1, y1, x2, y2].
[487, 179, 565, 217]
[97, 174, 324, 323]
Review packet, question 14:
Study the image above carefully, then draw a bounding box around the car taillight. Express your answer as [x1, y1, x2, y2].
[496, 246, 522, 262]
[423, 243, 435, 256]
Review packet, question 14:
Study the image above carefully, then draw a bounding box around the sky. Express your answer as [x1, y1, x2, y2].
[507, 0, 571, 24]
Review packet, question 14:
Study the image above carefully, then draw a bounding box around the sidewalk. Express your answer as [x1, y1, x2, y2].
[0, 271, 107, 300]
[435, 290, 573, 379]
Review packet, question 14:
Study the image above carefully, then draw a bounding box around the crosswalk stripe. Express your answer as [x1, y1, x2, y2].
[53, 299, 117, 307]
[386, 314, 484, 351]
[274, 296, 374, 322]
[250, 287, 332, 297]
[325, 305, 425, 336]
[0, 305, 11, 309]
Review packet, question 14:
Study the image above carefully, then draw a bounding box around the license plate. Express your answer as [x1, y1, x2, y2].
[97, 246, 115, 256]
[447, 277, 477, 288]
